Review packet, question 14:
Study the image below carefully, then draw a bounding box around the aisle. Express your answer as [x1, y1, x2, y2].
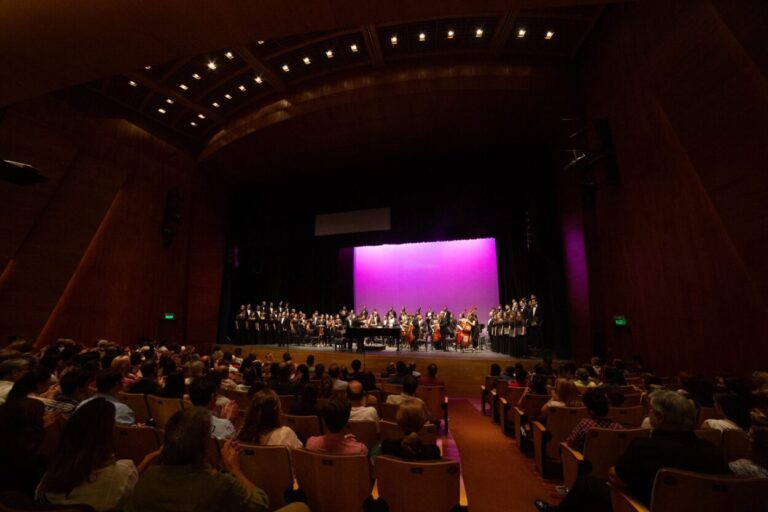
[447, 398, 553, 512]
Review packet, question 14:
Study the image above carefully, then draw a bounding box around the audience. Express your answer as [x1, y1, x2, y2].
[128, 361, 160, 395]
[540, 379, 581, 420]
[0, 357, 30, 404]
[328, 363, 348, 392]
[289, 383, 320, 416]
[348, 380, 379, 425]
[385, 375, 429, 421]
[238, 388, 302, 448]
[702, 392, 750, 431]
[420, 363, 445, 387]
[566, 389, 622, 452]
[189, 377, 236, 439]
[307, 395, 367, 455]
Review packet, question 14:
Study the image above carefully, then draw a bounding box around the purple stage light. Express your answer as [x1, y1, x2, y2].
[353, 238, 499, 318]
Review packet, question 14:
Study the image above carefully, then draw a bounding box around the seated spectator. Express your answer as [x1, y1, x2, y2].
[0, 370, 49, 495]
[535, 389, 731, 512]
[238, 389, 302, 449]
[380, 400, 441, 461]
[348, 380, 379, 425]
[54, 368, 90, 410]
[573, 367, 596, 389]
[540, 379, 581, 420]
[124, 408, 270, 512]
[408, 362, 421, 379]
[189, 377, 236, 439]
[305, 355, 315, 374]
[566, 389, 622, 452]
[36, 398, 154, 510]
[730, 427, 768, 478]
[128, 361, 160, 395]
[158, 369, 185, 399]
[184, 360, 205, 386]
[385, 375, 424, 407]
[0, 357, 30, 405]
[289, 383, 320, 416]
[420, 363, 445, 387]
[598, 383, 626, 407]
[76, 368, 135, 425]
[381, 362, 396, 379]
[349, 359, 364, 382]
[237, 365, 260, 393]
[702, 392, 750, 431]
[510, 366, 527, 388]
[270, 362, 298, 396]
[292, 364, 310, 386]
[518, 373, 550, 406]
[387, 361, 410, 385]
[487, 363, 502, 382]
[306, 395, 367, 455]
[328, 363, 348, 392]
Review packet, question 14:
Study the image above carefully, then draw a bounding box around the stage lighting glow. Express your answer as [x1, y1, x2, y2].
[354, 238, 499, 319]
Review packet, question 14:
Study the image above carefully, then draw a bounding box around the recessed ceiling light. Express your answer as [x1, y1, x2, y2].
[179, 83, 188, 90]
[207, 61, 217, 70]
[419, 33, 426, 42]
[447, 30, 455, 40]
[390, 35, 398, 46]
[476, 28, 484, 38]
[128, 80, 137, 87]
[157, 108, 166, 114]
[254, 76, 263, 84]
[282, 64, 290, 72]
[144, 65, 151, 70]
[325, 49, 334, 58]
[302, 56, 311, 65]
[198, 113, 205, 119]
[257, 40, 265, 45]
[545, 30, 555, 40]
[190, 121, 197, 127]
[517, 28, 527, 38]
[192, 73, 201, 80]
[212, 102, 220, 108]
[165, 98, 174, 104]
[238, 84, 246, 91]
[224, 93, 232, 100]
[225, 51, 234, 60]
[350, 44, 358, 53]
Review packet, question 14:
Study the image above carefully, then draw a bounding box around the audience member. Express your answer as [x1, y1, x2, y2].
[566, 389, 622, 452]
[289, 383, 320, 416]
[76, 368, 135, 425]
[380, 400, 440, 461]
[307, 395, 367, 455]
[348, 380, 379, 425]
[189, 377, 236, 439]
[128, 361, 160, 395]
[238, 389, 302, 448]
[420, 363, 445, 387]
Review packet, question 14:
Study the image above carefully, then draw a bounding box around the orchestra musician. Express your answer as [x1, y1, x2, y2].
[235, 305, 247, 345]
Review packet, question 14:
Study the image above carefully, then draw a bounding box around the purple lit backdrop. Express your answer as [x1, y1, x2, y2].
[353, 238, 500, 317]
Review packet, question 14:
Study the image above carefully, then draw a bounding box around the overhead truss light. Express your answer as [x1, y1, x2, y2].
[179, 83, 188, 90]
[303, 56, 311, 65]
[447, 30, 455, 40]
[545, 30, 555, 40]
[517, 28, 527, 38]
[225, 51, 234, 60]
[390, 35, 398, 46]
[325, 49, 334, 58]
[475, 28, 484, 38]
[350, 44, 358, 53]
[254, 76, 263, 84]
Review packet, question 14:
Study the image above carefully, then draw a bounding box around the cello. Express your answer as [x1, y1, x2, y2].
[458, 317, 472, 350]
[432, 317, 442, 349]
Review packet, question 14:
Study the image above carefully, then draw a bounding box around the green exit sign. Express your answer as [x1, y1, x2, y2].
[163, 313, 175, 320]
[613, 315, 628, 327]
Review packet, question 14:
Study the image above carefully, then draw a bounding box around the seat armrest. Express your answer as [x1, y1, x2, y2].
[513, 406, 526, 452]
[532, 421, 547, 475]
[609, 483, 648, 512]
[560, 442, 584, 489]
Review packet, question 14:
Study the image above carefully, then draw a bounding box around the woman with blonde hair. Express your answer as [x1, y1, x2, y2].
[380, 400, 440, 460]
[238, 388, 302, 448]
[540, 379, 581, 420]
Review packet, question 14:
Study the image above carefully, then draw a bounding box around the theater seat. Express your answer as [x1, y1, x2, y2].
[292, 448, 371, 512]
[347, 421, 378, 450]
[113, 424, 160, 466]
[561, 427, 650, 488]
[237, 443, 294, 510]
[280, 414, 322, 444]
[379, 420, 437, 445]
[374, 456, 461, 512]
[531, 406, 588, 477]
[145, 396, 184, 429]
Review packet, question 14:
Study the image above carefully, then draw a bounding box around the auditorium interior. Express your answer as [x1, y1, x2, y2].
[1, 1, 767, 511]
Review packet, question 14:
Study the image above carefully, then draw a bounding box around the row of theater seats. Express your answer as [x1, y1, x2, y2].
[479, 378, 767, 511]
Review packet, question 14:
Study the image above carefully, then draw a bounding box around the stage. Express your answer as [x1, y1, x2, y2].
[218, 343, 556, 397]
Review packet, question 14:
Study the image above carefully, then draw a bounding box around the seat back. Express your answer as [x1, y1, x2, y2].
[519, 394, 550, 420]
[280, 414, 322, 443]
[238, 444, 294, 510]
[545, 406, 588, 460]
[376, 456, 460, 512]
[694, 429, 723, 448]
[720, 429, 751, 462]
[622, 394, 642, 407]
[606, 406, 645, 427]
[117, 392, 151, 424]
[381, 402, 400, 422]
[381, 383, 403, 398]
[292, 448, 370, 512]
[493, 380, 509, 400]
[415, 386, 446, 423]
[113, 425, 160, 465]
[229, 390, 252, 410]
[347, 421, 379, 450]
[507, 387, 525, 405]
[145, 395, 184, 429]
[278, 395, 295, 413]
[698, 406, 723, 426]
[650, 468, 768, 512]
[583, 428, 650, 480]
[380, 420, 437, 444]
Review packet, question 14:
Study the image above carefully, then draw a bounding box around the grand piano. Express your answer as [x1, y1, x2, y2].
[343, 327, 401, 351]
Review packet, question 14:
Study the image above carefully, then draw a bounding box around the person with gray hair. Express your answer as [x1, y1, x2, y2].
[535, 389, 732, 512]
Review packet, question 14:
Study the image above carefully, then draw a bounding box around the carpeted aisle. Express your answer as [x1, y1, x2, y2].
[447, 398, 551, 512]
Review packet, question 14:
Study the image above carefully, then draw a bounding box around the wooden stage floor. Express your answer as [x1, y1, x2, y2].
[218, 343, 546, 397]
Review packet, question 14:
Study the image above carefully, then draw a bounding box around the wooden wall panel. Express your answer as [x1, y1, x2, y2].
[572, 0, 768, 375]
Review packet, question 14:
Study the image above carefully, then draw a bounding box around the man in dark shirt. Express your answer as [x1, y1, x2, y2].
[535, 389, 730, 512]
[128, 361, 160, 395]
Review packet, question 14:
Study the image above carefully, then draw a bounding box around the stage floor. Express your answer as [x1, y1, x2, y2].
[218, 343, 546, 397]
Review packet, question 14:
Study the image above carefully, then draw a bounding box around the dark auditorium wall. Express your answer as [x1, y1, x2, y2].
[0, 96, 223, 347]
[568, 0, 768, 375]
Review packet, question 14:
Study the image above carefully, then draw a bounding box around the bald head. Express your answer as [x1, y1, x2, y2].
[347, 380, 364, 404]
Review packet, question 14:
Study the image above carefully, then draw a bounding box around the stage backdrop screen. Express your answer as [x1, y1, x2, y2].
[353, 238, 499, 319]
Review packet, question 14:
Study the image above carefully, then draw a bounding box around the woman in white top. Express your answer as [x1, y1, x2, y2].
[37, 398, 159, 511]
[701, 392, 750, 431]
[237, 388, 303, 449]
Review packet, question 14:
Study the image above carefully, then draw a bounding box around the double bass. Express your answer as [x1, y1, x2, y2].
[457, 317, 472, 350]
[431, 317, 442, 349]
[401, 319, 415, 346]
